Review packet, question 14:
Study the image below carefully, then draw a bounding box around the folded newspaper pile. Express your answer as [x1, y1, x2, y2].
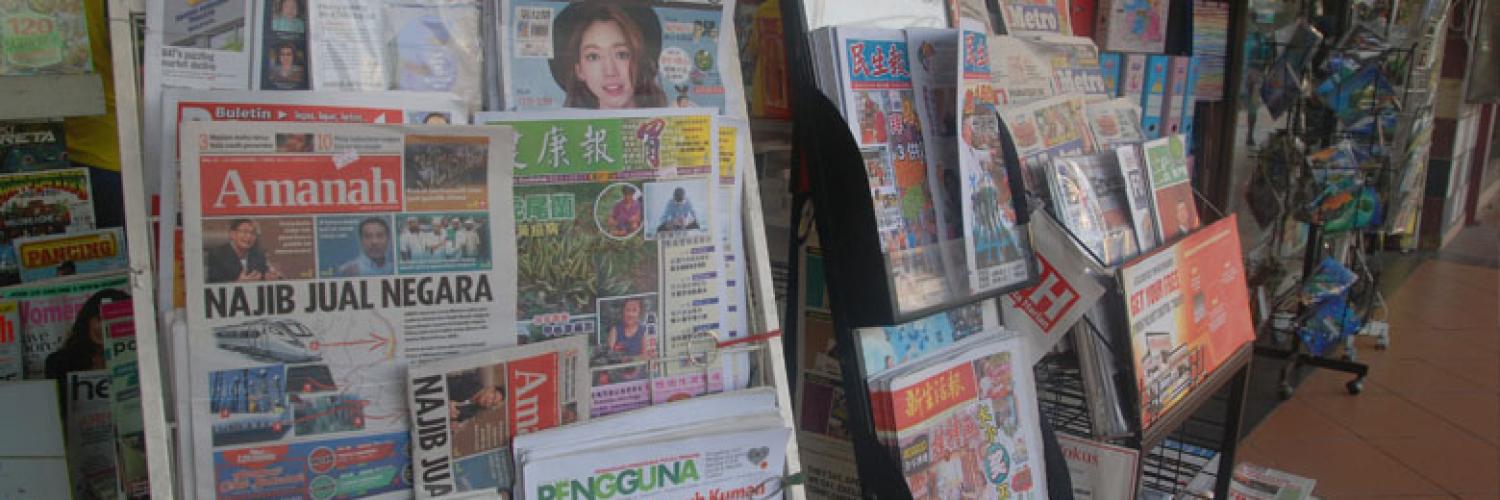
[867, 332, 1049, 498]
[512, 388, 792, 500]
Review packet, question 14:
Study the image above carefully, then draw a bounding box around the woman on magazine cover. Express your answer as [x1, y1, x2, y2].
[550, 2, 667, 109]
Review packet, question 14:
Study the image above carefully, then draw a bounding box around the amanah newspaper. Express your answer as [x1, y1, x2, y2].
[178, 121, 517, 498]
[406, 335, 590, 498]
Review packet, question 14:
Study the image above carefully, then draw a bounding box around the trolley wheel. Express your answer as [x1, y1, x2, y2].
[1346, 379, 1365, 395]
[1278, 383, 1295, 400]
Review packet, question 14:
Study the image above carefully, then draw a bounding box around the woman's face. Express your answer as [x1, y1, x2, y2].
[277, 47, 295, 68]
[575, 20, 636, 109]
[280, 0, 298, 18]
[622, 299, 641, 326]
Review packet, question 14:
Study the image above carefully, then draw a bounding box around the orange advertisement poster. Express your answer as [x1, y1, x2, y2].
[1120, 215, 1253, 430]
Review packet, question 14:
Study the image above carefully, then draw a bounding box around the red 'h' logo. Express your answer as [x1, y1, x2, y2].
[1010, 255, 1079, 332]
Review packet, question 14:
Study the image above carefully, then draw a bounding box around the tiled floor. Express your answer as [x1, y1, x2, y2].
[1238, 204, 1500, 499]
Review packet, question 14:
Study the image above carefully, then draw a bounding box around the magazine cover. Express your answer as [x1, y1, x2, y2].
[151, 90, 470, 314]
[986, 35, 1057, 105]
[0, 0, 92, 75]
[178, 122, 516, 499]
[834, 27, 955, 314]
[957, 25, 1035, 295]
[12, 229, 128, 282]
[504, 0, 732, 112]
[999, 94, 1098, 195]
[66, 369, 118, 500]
[856, 300, 996, 376]
[100, 300, 148, 499]
[1049, 153, 1140, 265]
[476, 110, 727, 417]
[407, 335, 590, 497]
[907, 28, 968, 291]
[1085, 98, 1146, 148]
[1120, 215, 1253, 430]
[995, 0, 1072, 36]
[0, 300, 19, 380]
[885, 335, 1047, 499]
[0, 167, 96, 285]
[1142, 134, 1197, 242]
[0, 272, 128, 379]
[1096, 0, 1169, 53]
[0, 121, 70, 173]
[1114, 145, 1157, 251]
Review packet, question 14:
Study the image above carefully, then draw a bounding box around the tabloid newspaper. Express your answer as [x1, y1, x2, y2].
[831, 27, 955, 315]
[503, 0, 733, 112]
[406, 335, 590, 498]
[12, 228, 128, 282]
[956, 23, 1035, 294]
[907, 28, 970, 296]
[152, 90, 470, 314]
[1048, 153, 1142, 266]
[66, 369, 118, 500]
[1114, 145, 1159, 251]
[101, 300, 148, 498]
[0, 272, 128, 379]
[995, 0, 1073, 36]
[1142, 135, 1198, 242]
[985, 35, 1057, 106]
[178, 121, 517, 499]
[1031, 35, 1110, 101]
[999, 94, 1099, 195]
[475, 109, 729, 418]
[0, 167, 96, 286]
[1085, 98, 1147, 149]
[1119, 216, 1254, 430]
[876, 334, 1048, 499]
[0, 300, 19, 380]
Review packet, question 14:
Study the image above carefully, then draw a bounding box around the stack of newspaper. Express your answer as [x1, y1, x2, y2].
[866, 332, 1049, 498]
[511, 388, 792, 500]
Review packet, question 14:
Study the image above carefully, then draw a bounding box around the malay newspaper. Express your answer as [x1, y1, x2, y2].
[178, 121, 517, 498]
[503, 0, 734, 112]
[406, 335, 590, 498]
[152, 90, 469, 314]
[956, 23, 1035, 295]
[476, 109, 729, 417]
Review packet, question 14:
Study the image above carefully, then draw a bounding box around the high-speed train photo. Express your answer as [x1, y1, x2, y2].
[214, 319, 323, 363]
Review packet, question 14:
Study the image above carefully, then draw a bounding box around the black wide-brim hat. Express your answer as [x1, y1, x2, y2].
[548, 1, 664, 90]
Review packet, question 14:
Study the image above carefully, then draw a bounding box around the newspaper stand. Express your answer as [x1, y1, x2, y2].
[100, 0, 808, 498]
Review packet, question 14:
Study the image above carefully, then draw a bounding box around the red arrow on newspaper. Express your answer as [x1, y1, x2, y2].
[312, 333, 390, 352]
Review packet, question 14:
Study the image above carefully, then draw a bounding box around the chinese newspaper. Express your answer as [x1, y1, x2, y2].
[956, 24, 1035, 294]
[476, 109, 728, 418]
[178, 121, 517, 498]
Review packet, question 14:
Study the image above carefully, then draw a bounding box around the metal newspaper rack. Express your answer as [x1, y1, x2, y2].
[104, 0, 807, 497]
